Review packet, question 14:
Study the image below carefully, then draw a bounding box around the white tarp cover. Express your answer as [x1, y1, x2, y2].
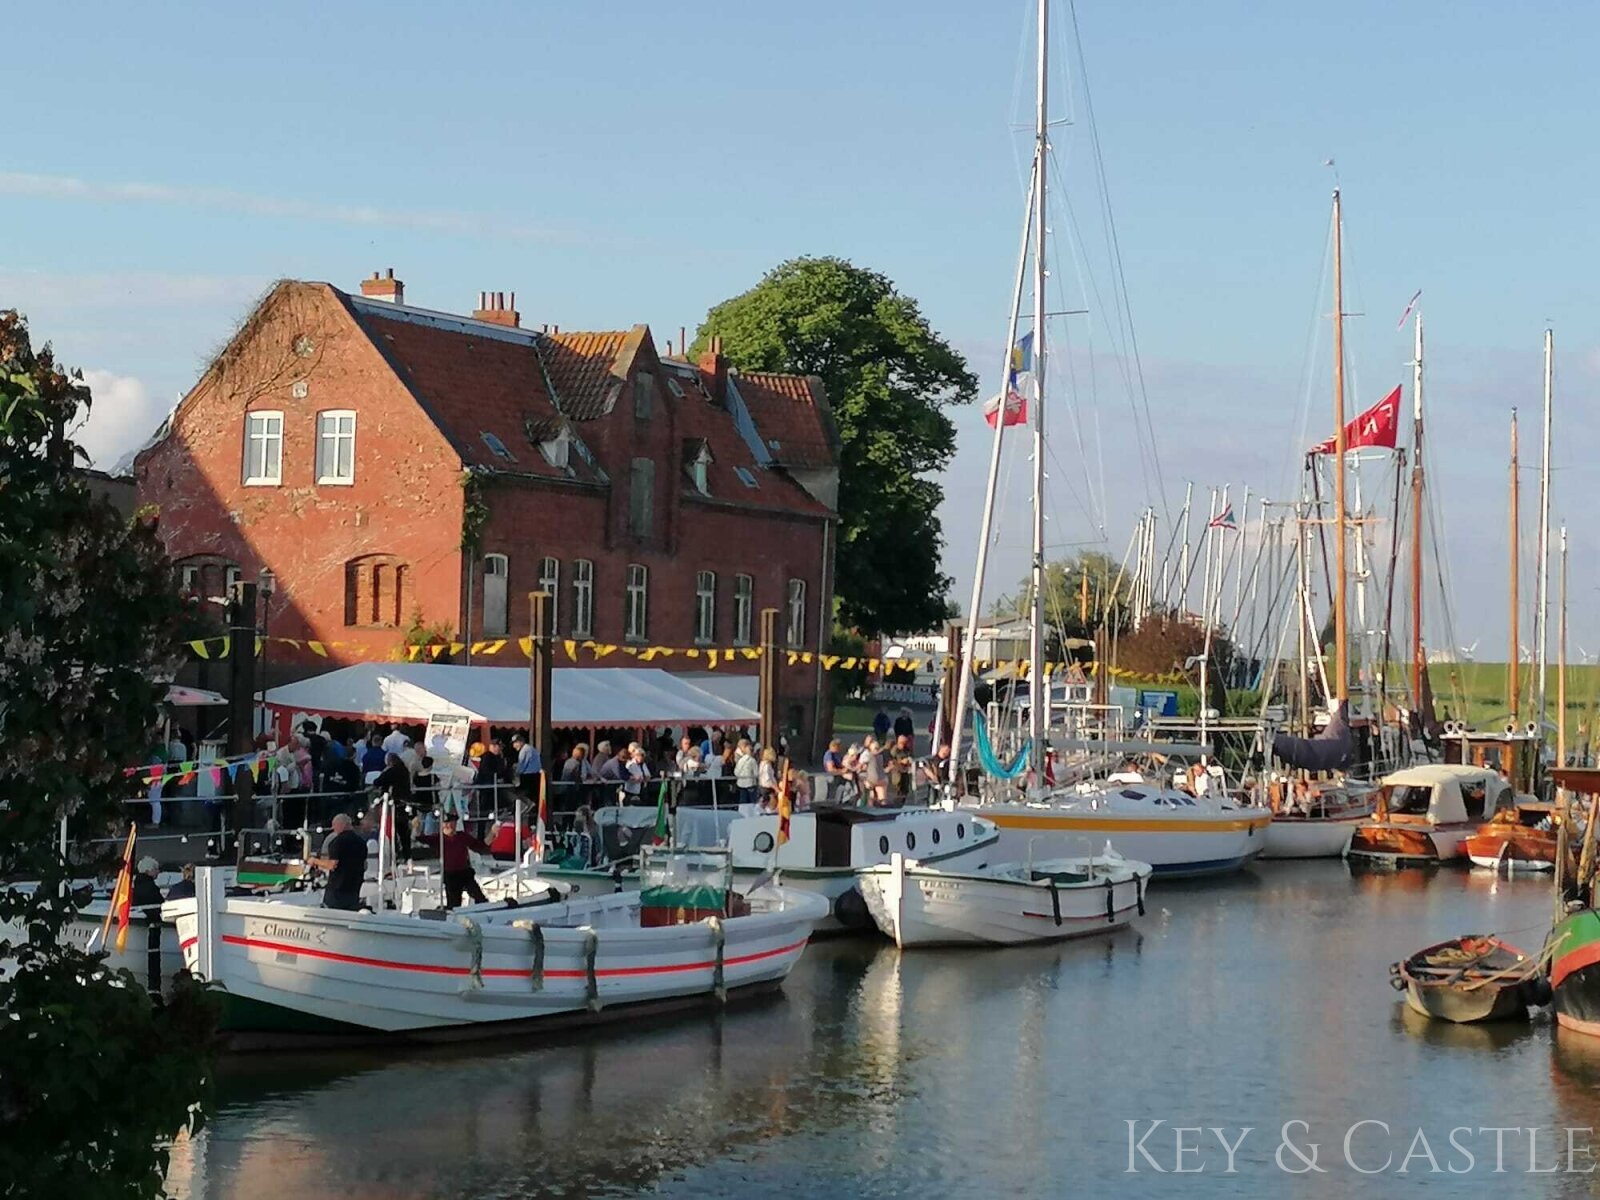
[680, 672, 760, 713]
[264, 663, 760, 728]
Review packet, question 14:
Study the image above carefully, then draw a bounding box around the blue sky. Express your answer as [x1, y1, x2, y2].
[7, 0, 1599, 662]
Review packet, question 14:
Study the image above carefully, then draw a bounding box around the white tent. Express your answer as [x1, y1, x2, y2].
[263, 663, 760, 728]
[680, 672, 760, 713]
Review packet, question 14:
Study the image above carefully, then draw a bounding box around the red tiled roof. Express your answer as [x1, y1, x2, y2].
[735, 372, 838, 470]
[347, 302, 599, 482]
[669, 374, 833, 519]
[541, 329, 634, 420]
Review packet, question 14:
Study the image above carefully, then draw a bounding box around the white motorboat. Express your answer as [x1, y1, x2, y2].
[857, 848, 1152, 948]
[165, 849, 829, 1047]
[1258, 782, 1375, 860]
[968, 774, 1269, 878]
[528, 803, 1001, 935]
[1346, 764, 1515, 866]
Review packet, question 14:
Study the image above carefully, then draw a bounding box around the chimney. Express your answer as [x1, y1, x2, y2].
[698, 335, 728, 408]
[360, 267, 404, 304]
[473, 290, 521, 328]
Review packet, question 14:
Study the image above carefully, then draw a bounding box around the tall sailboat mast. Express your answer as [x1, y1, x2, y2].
[1026, 0, 1049, 775]
[1535, 329, 1554, 733]
[1509, 409, 1520, 722]
[1331, 190, 1349, 705]
[1409, 312, 1426, 709]
[1558, 524, 1569, 767]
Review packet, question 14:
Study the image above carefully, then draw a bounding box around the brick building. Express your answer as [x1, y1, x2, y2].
[135, 271, 840, 756]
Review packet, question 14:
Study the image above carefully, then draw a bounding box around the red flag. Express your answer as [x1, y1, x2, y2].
[983, 388, 1028, 428]
[1309, 385, 1401, 456]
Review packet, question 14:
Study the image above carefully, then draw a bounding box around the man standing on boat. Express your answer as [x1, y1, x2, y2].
[311, 813, 368, 911]
[438, 814, 490, 907]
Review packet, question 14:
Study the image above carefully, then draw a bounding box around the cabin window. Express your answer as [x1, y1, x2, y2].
[753, 832, 775, 854]
[957, 823, 966, 839]
[1461, 781, 1489, 821]
[878, 836, 889, 855]
[1387, 784, 1430, 815]
[906, 832, 917, 851]
[931, 828, 941, 845]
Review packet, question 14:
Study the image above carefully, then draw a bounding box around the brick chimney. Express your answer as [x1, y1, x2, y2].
[473, 291, 521, 328]
[698, 335, 727, 407]
[360, 268, 403, 304]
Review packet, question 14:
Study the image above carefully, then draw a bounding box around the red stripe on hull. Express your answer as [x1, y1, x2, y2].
[216, 933, 808, 979]
[1552, 937, 1600, 989]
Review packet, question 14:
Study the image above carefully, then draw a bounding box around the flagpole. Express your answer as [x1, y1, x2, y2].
[1509, 409, 1520, 723]
[1536, 328, 1554, 736]
[949, 153, 1039, 781]
[1409, 310, 1426, 712]
[1331, 188, 1349, 706]
[1026, 0, 1050, 784]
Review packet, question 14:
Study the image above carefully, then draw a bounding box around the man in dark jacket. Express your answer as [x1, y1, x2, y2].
[438, 814, 490, 907]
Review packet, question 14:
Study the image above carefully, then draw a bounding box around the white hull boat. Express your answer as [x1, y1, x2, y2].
[166, 856, 828, 1047]
[1259, 815, 1363, 859]
[968, 780, 1268, 878]
[857, 850, 1153, 948]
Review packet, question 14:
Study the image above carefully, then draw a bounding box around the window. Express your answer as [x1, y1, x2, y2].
[665, 376, 685, 398]
[481, 431, 515, 462]
[224, 565, 243, 597]
[786, 578, 806, 647]
[572, 559, 594, 638]
[733, 574, 754, 646]
[634, 372, 655, 420]
[344, 554, 408, 627]
[179, 564, 201, 595]
[538, 433, 570, 470]
[688, 442, 711, 495]
[316, 410, 356, 484]
[629, 458, 655, 539]
[539, 557, 561, 634]
[734, 466, 758, 489]
[482, 554, 509, 635]
[243, 411, 283, 485]
[625, 564, 648, 642]
[694, 571, 716, 644]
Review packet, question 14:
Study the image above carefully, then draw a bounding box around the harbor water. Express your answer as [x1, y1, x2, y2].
[165, 863, 1600, 1197]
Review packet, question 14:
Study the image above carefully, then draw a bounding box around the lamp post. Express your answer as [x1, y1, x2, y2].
[256, 569, 275, 714]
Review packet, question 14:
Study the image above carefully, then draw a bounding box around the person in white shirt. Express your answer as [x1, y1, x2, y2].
[381, 725, 407, 756]
[398, 738, 420, 775]
[623, 745, 649, 802]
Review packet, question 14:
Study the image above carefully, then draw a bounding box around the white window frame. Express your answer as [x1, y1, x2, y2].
[224, 565, 243, 598]
[694, 570, 716, 644]
[571, 559, 594, 638]
[539, 556, 561, 634]
[315, 410, 357, 485]
[482, 553, 510, 636]
[243, 411, 283, 485]
[179, 564, 201, 595]
[625, 564, 648, 643]
[786, 578, 806, 647]
[733, 574, 754, 646]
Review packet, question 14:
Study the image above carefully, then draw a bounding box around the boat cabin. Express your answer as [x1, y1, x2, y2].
[1375, 764, 1512, 828]
[722, 805, 985, 871]
[1442, 726, 1542, 796]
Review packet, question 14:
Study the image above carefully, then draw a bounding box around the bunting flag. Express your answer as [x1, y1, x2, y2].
[563, 639, 578, 661]
[776, 760, 792, 847]
[1207, 505, 1237, 531]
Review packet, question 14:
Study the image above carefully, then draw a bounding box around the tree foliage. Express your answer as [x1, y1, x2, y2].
[693, 257, 978, 635]
[0, 311, 215, 1197]
[994, 549, 1131, 639]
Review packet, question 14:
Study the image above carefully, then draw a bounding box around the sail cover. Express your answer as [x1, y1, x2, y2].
[1272, 700, 1352, 771]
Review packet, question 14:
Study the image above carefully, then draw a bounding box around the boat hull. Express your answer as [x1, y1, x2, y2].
[1402, 980, 1532, 1024]
[1346, 823, 1471, 866]
[1551, 910, 1600, 1037]
[168, 876, 828, 1046]
[1259, 814, 1364, 860]
[1465, 826, 1558, 872]
[1393, 935, 1545, 1024]
[857, 855, 1151, 948]
[972, 807, 1268, 877]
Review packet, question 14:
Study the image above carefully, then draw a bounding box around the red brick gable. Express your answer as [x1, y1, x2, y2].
[542, 329, 635, 419]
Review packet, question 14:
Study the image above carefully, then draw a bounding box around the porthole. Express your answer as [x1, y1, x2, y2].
[754, 832, 775, 853]
[878, 835, 890, 855]
[931, 828, 941, 845]
[906, 832, 917, 851]
[957, 823, 966, 839]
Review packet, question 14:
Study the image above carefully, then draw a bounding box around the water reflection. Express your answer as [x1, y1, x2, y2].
[169, 867, 1588, 1197]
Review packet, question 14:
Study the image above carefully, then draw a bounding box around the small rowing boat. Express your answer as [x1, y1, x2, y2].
[1389, 935, 1550, 1024]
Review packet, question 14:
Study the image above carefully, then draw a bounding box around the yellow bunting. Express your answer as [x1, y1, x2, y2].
[563, 639, 577, 661]
[841, 657, 857, 670]
[517, 637, 533, 657]
[706, 650, 720, 669]
[429, 644, 446, 660]
[821, 655, 838, 670]
[407, 645, 422, 661]
[481, 640, 506, 656]
[623, 646, 639, 656]
[594, 644, 616, 659]
[865, 658, 879, 672]
[254, 637, 264, 657]
[742, 648, 761, 660]
[190, 639, 210, 659]
[787, 652, 798, 666]
[308, 641, 327, 657]
[448, 642, 465, 655]
[684, 648, 700, 658]
[800, 652, 814, 664]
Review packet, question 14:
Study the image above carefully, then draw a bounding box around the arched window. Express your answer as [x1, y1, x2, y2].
[345, 554, 409, 627]
[482, 553, 509, 635]
[175, 555, 241, 602]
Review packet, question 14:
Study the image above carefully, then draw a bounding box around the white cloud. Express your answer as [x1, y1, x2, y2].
[72, 369, 171, 472]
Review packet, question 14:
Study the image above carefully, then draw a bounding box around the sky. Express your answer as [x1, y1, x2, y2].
[7, 0, 1600, 657]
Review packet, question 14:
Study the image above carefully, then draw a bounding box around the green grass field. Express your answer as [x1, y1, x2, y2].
[1427, 661, 1600, 734]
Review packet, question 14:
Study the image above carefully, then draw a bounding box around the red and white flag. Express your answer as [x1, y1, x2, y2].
[1308, 385, 1401, 456]
[983, 388, 1028, 428]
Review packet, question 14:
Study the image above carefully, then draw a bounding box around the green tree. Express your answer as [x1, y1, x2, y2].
[693, 257, 977, 635]
[0, 311, 215, 1197]
[995, 549, 1132, 639]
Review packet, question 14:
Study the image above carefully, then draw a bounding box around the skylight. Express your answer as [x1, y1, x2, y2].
[734, 466, 758, 489]
[481, 431, 515, 462]
[666, 377, 685, 398]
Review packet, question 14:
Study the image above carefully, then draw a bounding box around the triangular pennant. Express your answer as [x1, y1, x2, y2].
[279, 638, 302, 651]
[210, 767, 223, 787]
[218, 637, 231, 659]
[787, 652, 799, 666]
[517, 637, 533, 657]
[429, 644, 446, 660]
[309, 640, 328, 657]
[706, 650, 720, 669]
[684, 648, 700, 658]
[470, 641, 487, 655]
[594, 644, 616, 659]
[189, 639, 210, 659]
[623, 646, 640, 656]
[800, 652, 814, 664]
[743, 648, 761, 660]
[563, 639, 577, 661]
[842, 657, 857, 670]
[821, 655, 839, 670]
[482, 639, 506, 656]
[406, 645, 422, 661]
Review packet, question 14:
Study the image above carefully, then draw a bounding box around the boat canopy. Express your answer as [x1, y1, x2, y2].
[1380, 764, 1509, 825]
[263, 663, 761, 728]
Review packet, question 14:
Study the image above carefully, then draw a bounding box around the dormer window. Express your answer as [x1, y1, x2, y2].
[686, 441, 713, 495]
[539, 430, 571, 469]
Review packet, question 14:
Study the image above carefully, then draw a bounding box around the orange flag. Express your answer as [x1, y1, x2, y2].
[99, 826, 138, 954]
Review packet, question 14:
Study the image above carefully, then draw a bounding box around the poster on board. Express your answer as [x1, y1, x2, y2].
[424, 712, 473, 771]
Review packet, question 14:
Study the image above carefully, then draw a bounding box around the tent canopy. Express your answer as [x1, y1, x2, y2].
[263, 663, 760, 728]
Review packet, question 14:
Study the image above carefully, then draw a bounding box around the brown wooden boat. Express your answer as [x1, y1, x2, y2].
[1464, 801, 1560, 872]
[1390, 935, 1550, 1023]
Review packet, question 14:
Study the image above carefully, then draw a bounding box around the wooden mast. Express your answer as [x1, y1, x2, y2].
[1509, 408, 1520, 722]
[1409, 313, 1426, 709]
[1559, 524, 1568, 766]
[1331, 190, 1349, 704]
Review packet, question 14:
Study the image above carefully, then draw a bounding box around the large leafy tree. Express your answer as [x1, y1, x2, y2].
[0, 311, 214, 1197]
[694, 257, 977, 635]
[994, 549, 1132, 638]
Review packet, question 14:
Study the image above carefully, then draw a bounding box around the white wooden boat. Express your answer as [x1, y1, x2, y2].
[527, 804, 1001, 935]
[968, 776, 1269, 877]
[165, 851, 829, 1047]
[1347, 764, 1515, 866]
[1259, 783, 1375, 860]
[857, 848, 1152, 948]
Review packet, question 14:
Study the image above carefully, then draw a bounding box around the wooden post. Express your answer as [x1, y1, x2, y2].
[1509, 409, 1520, 722]
[226, 580, 258, 855]
[528, 591, 553, 768]
[940, 619, 962, 747]
[758, 607, 780, 751]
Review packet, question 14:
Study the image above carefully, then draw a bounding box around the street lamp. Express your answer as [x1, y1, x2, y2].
[256, 570, 276, 713]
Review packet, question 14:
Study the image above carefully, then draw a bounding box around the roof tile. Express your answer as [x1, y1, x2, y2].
[735, 372, 838, 470]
